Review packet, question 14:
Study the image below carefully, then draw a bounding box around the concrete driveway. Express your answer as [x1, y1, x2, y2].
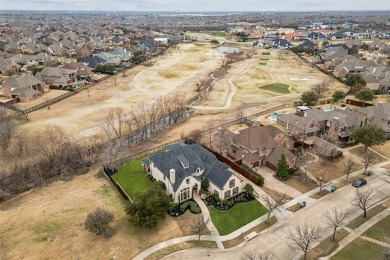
[163, 172, 390, 260]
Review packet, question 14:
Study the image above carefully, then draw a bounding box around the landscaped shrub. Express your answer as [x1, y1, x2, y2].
[328, 150, 343, 160]
[201, 178, 210, 191]
[211, 194, 220, 202]
[241, 163, 265, 186]
[179, 200, 201, 214]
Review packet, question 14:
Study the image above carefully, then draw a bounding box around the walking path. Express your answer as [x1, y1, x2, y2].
[360, 236, 390, 248]
[133, 159, 390, 260]
[325, 208, 390, 259]
[193, 196, 224, 249]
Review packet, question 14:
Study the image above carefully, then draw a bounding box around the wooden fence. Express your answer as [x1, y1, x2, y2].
[346, 99, 374, 107]
[208, 151, 260, 185]
[109, 103, 293, 166]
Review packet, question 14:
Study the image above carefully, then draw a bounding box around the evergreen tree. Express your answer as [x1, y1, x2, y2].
[276, 154, 289, 180]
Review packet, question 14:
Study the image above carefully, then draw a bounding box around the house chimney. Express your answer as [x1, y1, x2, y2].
[169, 169, 175, 184]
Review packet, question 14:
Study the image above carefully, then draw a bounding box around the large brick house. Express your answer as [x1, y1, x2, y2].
[230, 125, 296, 170]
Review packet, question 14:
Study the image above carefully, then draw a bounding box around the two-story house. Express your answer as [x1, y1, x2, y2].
[143, 143, 243, 203]
[230, 125, 296, 170]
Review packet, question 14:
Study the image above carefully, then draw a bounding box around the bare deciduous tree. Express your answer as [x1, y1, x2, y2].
[241, 248, 273, 260]
[104, 107, 125, 139]
[263, 194, 286, 220]
[324, 207, 347, 241]
[363, 151, 375, 174]
[318, 173, 330, 194]
[0, 107, 15, 151]
[286, 222, 320, 260]
[344, 157, 355, 180]
[196, 77, 206, 92]
[352, 188, 374, 218]
[190, 214, 210, 242]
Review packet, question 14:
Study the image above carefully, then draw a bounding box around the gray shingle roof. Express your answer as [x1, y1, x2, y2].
[148, 143, 232, 192]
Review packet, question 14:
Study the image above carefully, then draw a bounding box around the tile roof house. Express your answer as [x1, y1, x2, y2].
[230, 125, 296, 170]
[144, 143, 243, 202]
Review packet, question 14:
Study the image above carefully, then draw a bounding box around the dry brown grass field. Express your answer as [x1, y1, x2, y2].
[18, 43, 224, 137]
[201, 49, 348, 109]
[0, 168, 200, 260]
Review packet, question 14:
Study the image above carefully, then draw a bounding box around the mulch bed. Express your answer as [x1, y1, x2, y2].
[205, 192, 255, 210]
[168, 198, 201, 217]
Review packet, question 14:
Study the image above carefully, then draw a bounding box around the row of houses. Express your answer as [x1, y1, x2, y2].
[317, 41, 390, 91]
[276, 103, 390, 145]
[143, 119, 341, 203]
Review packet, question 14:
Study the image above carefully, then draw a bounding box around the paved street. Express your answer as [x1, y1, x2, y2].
[163, 171, 390, 260]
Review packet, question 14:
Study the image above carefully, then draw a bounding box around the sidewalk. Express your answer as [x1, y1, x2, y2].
[284, 160, 390, 209]
[325, 208, 390, 259]
[193, 196, 224, 249]
[133, 160, 390, 260]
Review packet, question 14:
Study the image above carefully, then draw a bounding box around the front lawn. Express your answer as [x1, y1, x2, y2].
[332, 237, 388, 260]
[260, 83, 290, 94]
[363, 214, 390, 242]
[208, 199, 268, 236]
[349, 146, 387, 164]
[112, 158, 155, 200]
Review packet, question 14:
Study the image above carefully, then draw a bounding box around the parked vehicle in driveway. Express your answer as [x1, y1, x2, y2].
[352, 178, 367, 187]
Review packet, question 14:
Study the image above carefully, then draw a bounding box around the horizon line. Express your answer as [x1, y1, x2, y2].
[1, 9, 390, 13]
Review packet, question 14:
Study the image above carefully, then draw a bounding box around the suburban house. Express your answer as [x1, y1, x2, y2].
[79, 55, 106, 69]
[298, 40, 318, 51]
[62, 62, 94, 79]
[230, 125, 296, 170]
[143, 143, 243, 203]
[1, 75, 47, 102]
[35, 67, 76, 88]
[277, 108, 365, 144]
[357, 102, 390, 135]
[333, 58, 376, 79]
[311, 137, 338, 157]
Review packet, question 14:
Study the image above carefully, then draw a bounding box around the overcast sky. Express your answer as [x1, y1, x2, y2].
[1, 0, 389, 11]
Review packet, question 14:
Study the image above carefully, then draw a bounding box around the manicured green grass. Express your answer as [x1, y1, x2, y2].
[260, 58, 269, 60]
[194, 43, 207, 47]
[332, 237, 388, 260]
[363, 214, 390, 242]
[210, 32, 227, 37]
[259, 83, 290, 94]
[112, 158, 155, 199]
[259, 62, 267, 65]
[208, 199, 268, 236]
[262, 52, 271, 55]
